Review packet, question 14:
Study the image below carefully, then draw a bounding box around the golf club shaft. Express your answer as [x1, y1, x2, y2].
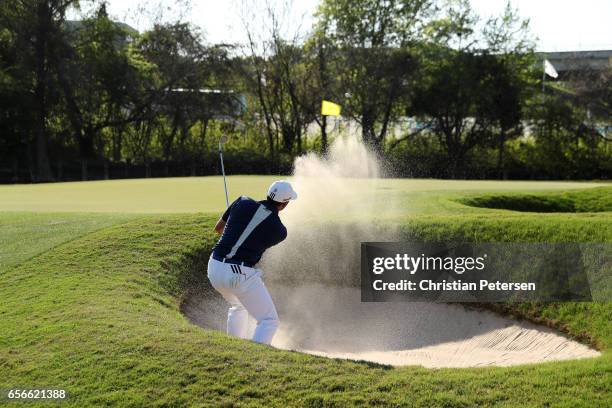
[219, 144, 229, 208]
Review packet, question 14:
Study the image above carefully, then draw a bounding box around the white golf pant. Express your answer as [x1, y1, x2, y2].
[207, 257, 279, 345]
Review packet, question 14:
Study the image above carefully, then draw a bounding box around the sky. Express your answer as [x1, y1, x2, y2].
[75, 0, 612, 52]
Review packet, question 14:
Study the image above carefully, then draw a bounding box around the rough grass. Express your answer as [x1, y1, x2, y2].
[1, 213, 611, 407]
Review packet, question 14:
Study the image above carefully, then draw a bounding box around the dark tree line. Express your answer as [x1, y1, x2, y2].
[0, 0, 609, 182]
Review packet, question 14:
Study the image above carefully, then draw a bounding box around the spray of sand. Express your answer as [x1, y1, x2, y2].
[182, 135, 600, 367]
[260, 135, 393, 287]
[277, 135, 384, 229]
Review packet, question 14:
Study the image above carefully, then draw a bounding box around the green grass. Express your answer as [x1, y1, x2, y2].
[0, 212, 135, 273]
[1, 214, 611, 407]
[403, 216, 612, 349]
[0, 176, 606, 213]
[0, 178, 611, 407]
[0, 176, 279, 213]
[457, 186, 612, 213]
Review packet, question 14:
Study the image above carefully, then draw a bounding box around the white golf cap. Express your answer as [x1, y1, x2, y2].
[267, 180, 298, 203]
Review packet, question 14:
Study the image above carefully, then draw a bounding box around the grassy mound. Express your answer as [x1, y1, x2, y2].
[457, 186, 612, 213]
[0, 212, 135, 272]
[1, 211, 611, 407]
[403, 215, 612, 349]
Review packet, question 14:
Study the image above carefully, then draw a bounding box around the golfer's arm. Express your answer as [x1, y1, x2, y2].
[214, 218, 226, 234]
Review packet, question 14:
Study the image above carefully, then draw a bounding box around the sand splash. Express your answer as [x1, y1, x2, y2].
[260, 135, 393, 287]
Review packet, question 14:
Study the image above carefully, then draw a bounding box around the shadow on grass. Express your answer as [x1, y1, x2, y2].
[457, 186, 612, 213]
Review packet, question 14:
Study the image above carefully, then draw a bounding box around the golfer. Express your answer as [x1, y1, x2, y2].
[207, 180, 297, 345]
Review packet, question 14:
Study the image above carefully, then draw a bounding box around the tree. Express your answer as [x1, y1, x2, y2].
[482, 1, 536, 178]
[568, 67, 612, 142]
[525, 65, 611, 179]
[0, 0, 80, 181]
[314, 0, 433, 151]
[238, 0, 316, 160]
[136, 22, 233, 175]
[268, 39, 314, 154]
[55, 3, 140, 180]
[303, 31, 337, 153]
[0, 7, 36, 181]
[412, 0, 534, 178]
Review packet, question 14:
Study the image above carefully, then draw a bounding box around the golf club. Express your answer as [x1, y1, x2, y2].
[218, 135, 229, 208]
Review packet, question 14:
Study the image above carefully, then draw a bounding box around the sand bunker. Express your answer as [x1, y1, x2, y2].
[187, 136, 600, 367]
[182, 284, 600, 368]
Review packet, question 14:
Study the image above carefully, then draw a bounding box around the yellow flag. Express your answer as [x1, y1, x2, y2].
[321, 100, 341, 116]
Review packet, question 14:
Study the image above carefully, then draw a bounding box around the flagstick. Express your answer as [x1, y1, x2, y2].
[540, 57, 546, 142]
[542, 55, 546, 95]
[541, 57, 550, 144]
[320, 100, 343, 152]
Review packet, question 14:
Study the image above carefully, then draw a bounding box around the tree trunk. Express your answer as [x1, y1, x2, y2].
[162, 109, 180, 175]
[57, 159, 63, 181]
[253, 71, 275, 162]
[275, 130, 280, 170]
[321, 115, 328, 153]
[26, 142, 35, 182]
[112, 131, 122, 162]
[200, 118, 209, 147]
[318, 41, 329, 155]
[81, 158, 88, 181]
[12, 158, 19, 183]
[362, 123, 382, 154]
[268, 128, 275, 166]
[497, 129, 506, 180]
[449, 158, 459, 179]
[34, 1, 54, 182]
[447, 142, 461, 179]
[35, 121, 53, 182]
[361, 109, 379, 152]
[179, 124, 187, 176]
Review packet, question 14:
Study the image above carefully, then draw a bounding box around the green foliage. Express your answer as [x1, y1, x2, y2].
[0, 0, 609, 182]
[408, 1, 537, 178]
[514, 91, 612, 179]
[315, 0, 433, 150]
[317, 0, 433, 48]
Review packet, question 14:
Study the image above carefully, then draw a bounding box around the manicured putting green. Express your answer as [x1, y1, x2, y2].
[0, 177, 606, 214]
[0, 176, 274, 213]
